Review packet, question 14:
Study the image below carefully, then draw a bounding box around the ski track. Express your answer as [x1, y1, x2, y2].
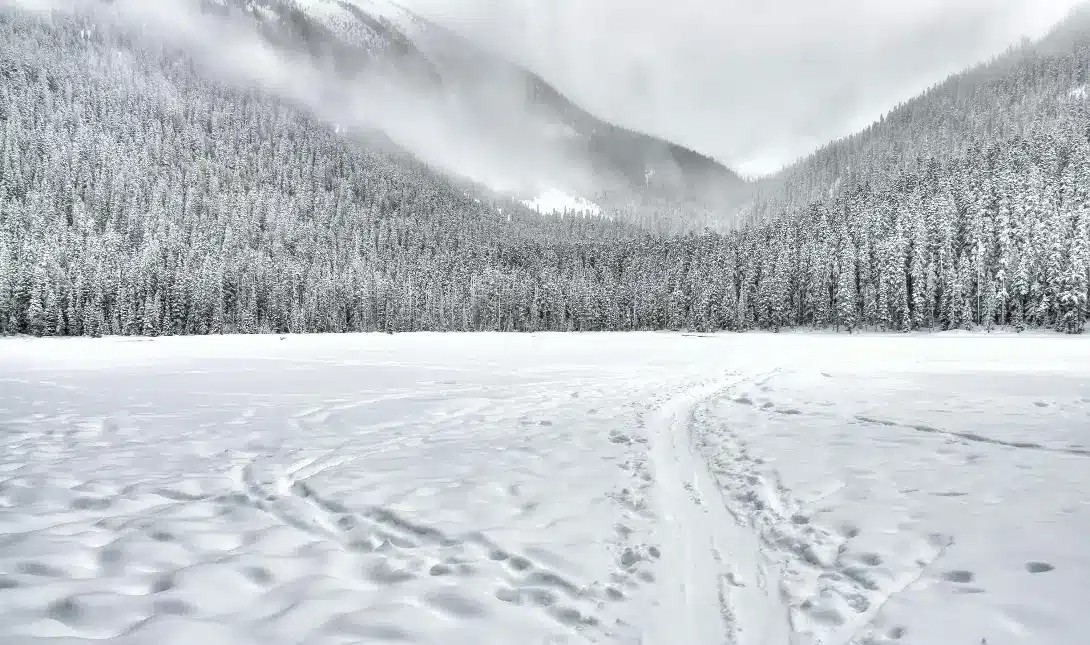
[647, 370, 962, 645]
[642, 371, 792, 645]
[854, 415, 1090, 458]
[692, 389, 945, 645]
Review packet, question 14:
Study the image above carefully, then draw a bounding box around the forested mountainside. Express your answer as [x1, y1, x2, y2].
[0, 6, 1088, 336]
[212, 0, 747, 217]
[749, 6, 1090, 221]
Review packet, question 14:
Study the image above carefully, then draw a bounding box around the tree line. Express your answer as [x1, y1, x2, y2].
[1, 10, 1087, 336]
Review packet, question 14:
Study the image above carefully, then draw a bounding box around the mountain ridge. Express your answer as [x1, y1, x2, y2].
[1, 1, 1086, 339]
[211, 0, 748, 215]
[747, 3, 1090, 222]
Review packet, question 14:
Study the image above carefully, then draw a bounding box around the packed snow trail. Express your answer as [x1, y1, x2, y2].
[645, 372, 790, 645]
[2, 333, 1089, 644]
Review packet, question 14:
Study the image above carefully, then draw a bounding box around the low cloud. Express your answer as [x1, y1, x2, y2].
[9, 0, 591, 195]
[407, 0, 1084, 176]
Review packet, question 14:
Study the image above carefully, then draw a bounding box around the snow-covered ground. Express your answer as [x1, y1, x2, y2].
[521, 189, 601, 215]
[1, 332, 1088, 645]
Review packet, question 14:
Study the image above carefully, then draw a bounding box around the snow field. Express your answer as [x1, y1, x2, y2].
[0, 332, 1088, 644]
[695, 365, 1090, 645]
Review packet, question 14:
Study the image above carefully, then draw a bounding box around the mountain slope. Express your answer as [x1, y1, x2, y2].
[751, 5, 1090, 221]
[220, 0, 748, 213]
[2, 2, 1086, 339]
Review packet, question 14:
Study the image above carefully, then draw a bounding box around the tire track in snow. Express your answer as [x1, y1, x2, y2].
[645, 370, 791, 645]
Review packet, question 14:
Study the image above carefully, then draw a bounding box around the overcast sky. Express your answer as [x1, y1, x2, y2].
[403, 0, 1083, 177]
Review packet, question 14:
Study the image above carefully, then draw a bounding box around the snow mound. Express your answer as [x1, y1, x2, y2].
[521, 189, 601, 216]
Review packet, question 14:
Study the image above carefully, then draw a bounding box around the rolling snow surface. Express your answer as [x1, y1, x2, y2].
[0, 332, 1088, 644]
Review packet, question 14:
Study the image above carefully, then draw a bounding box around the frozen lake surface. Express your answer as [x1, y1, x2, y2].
[1, 332, 1088, 645]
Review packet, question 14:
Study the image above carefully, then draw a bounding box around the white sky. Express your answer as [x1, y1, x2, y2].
[403, 0, 1084, 177]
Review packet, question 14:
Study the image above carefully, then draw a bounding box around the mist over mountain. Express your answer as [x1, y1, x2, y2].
[747, 5, 1090, 220]
[273, 0, 747, 208]
[405, 0, 1082, 177]
[16, 0, 746, 223]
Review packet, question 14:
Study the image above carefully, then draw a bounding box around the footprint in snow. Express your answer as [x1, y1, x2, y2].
[1025, 561, 1055, 574]
[941, 570, 975, 583]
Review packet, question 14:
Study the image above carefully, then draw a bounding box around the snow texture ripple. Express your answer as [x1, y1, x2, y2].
[1, 332, 1088, 644]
